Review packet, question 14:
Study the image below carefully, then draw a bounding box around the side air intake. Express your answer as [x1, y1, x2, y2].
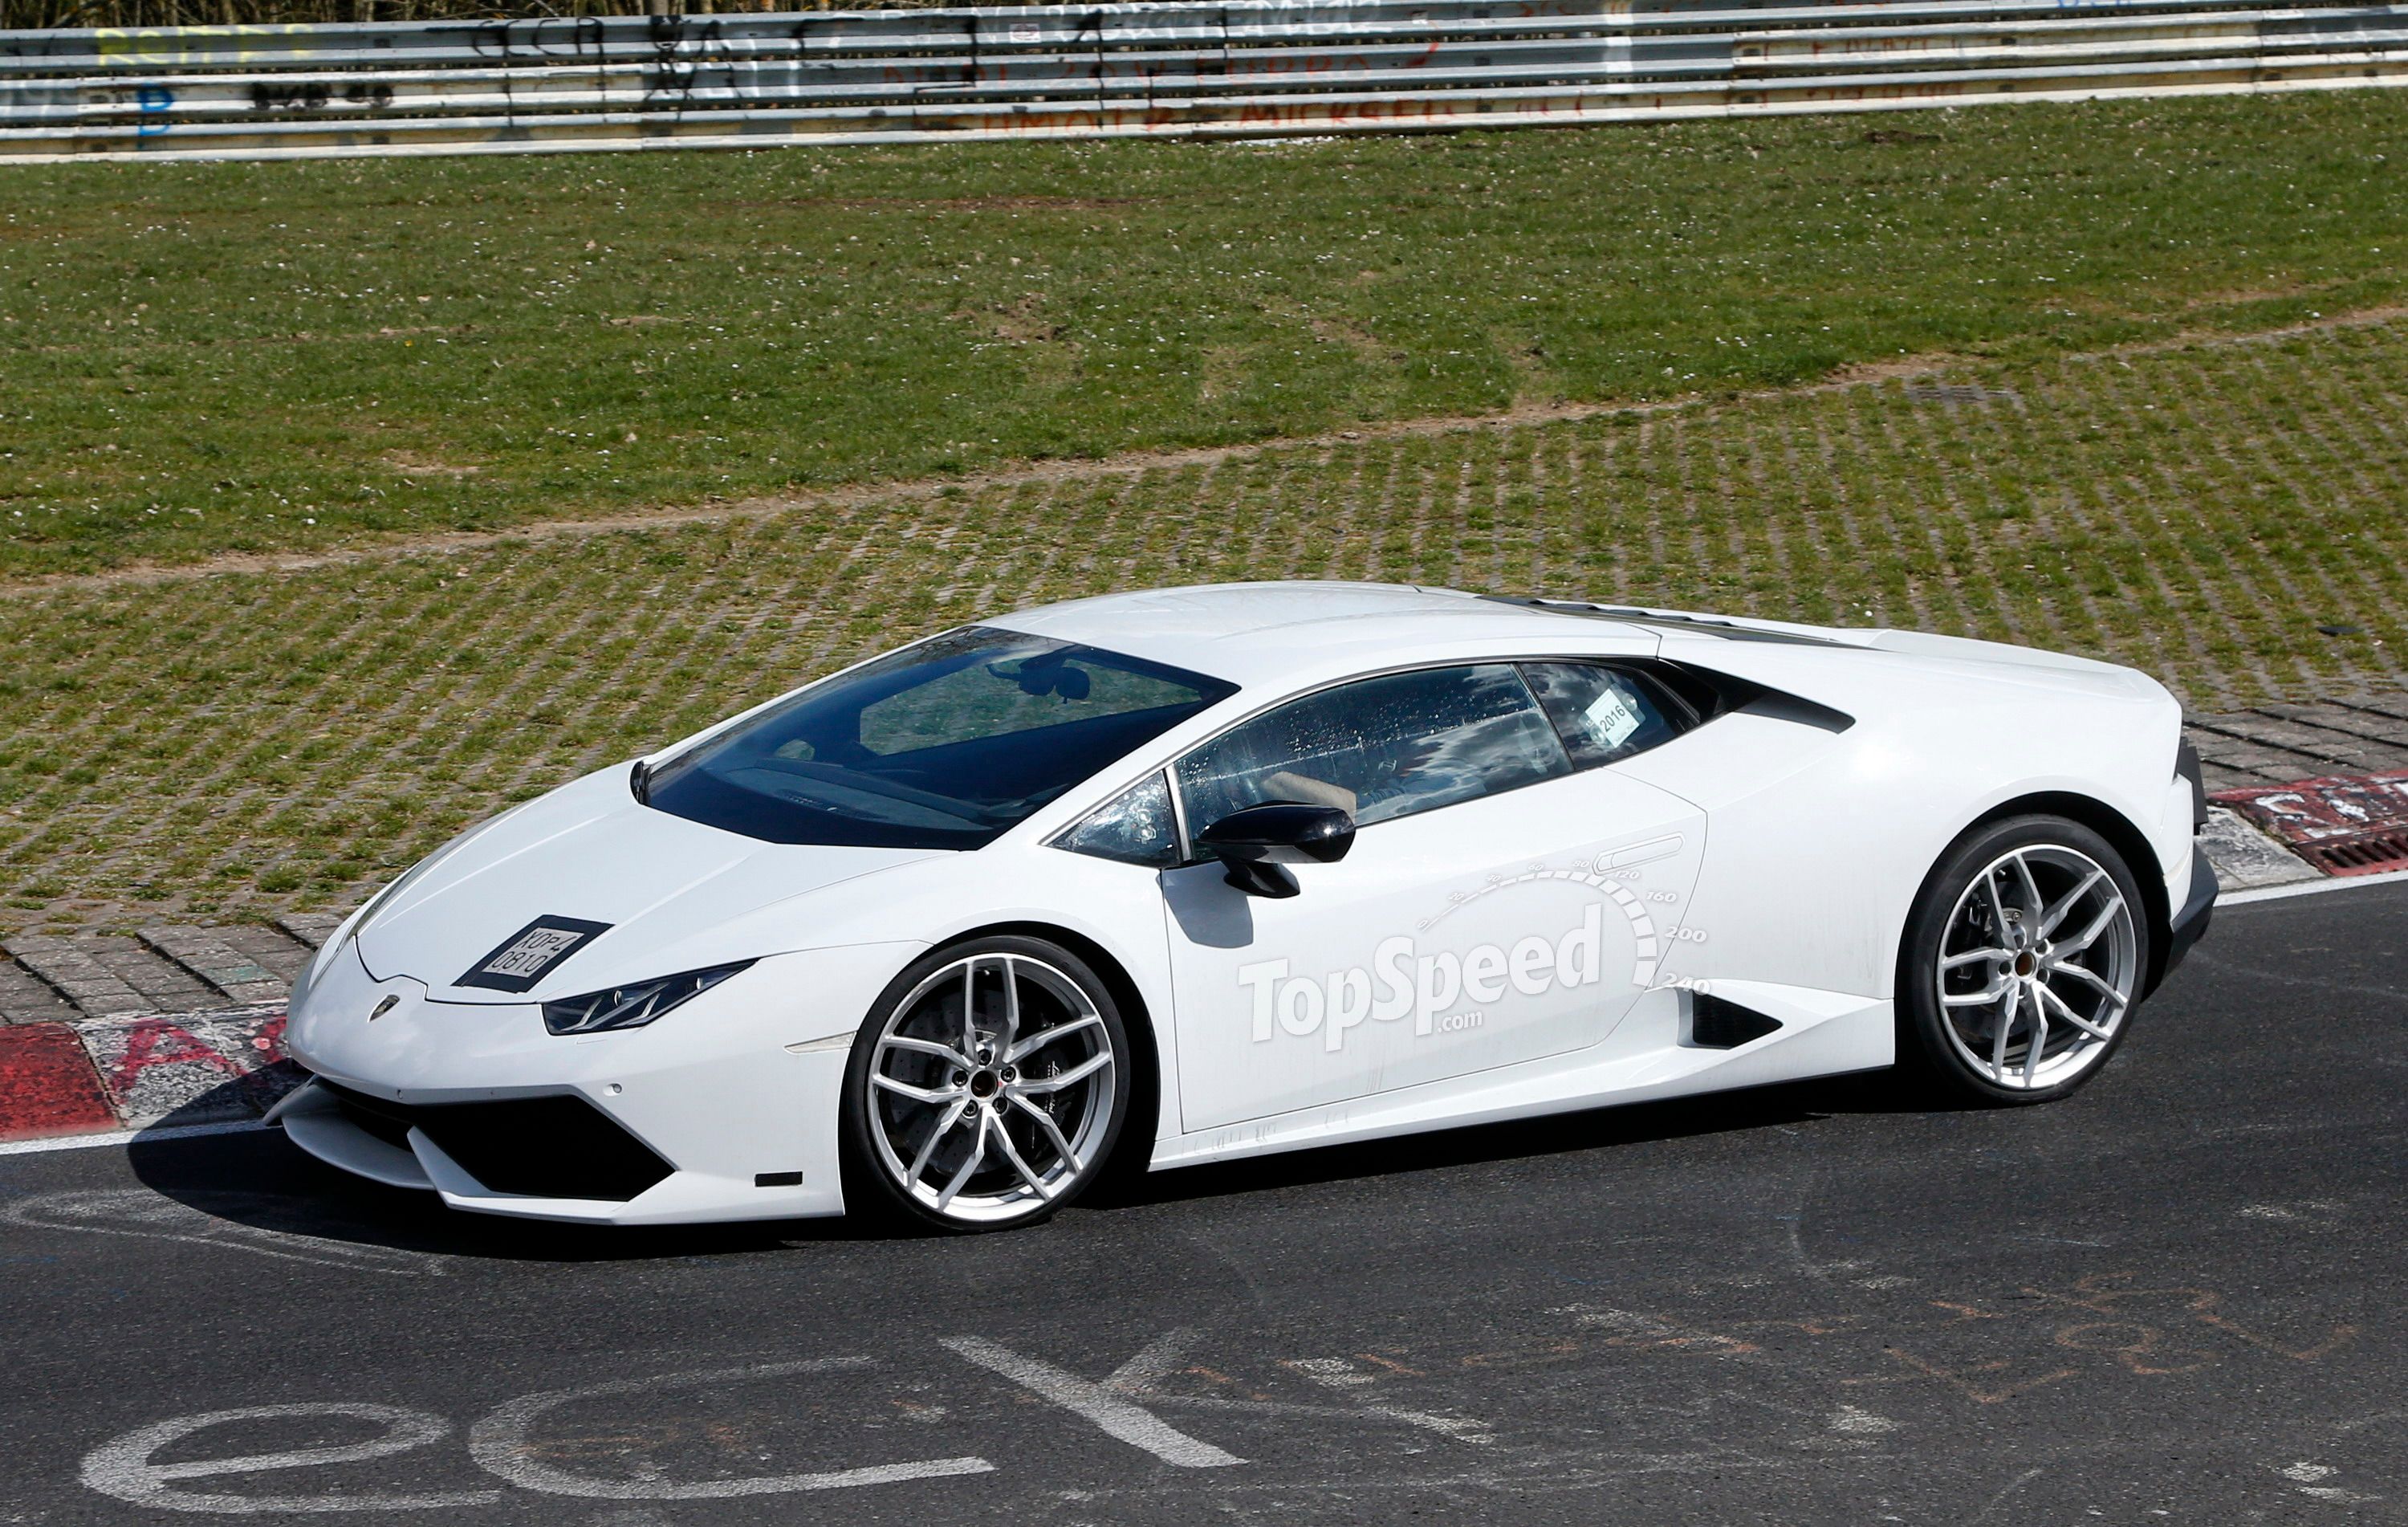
[1687, 993, 1782, 1049]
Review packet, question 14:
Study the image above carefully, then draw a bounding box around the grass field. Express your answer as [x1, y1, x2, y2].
[3, 311, 2406, 935]
[4, 92, 2408, 578]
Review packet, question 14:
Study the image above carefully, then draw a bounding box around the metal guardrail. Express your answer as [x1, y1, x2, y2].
[2, 0, 2404, 161]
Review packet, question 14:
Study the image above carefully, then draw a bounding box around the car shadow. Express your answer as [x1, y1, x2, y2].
[98, 1068, 1940, 1265]
[112, 1077, 881, 1266]
[1084, 1069, 1926, 1211]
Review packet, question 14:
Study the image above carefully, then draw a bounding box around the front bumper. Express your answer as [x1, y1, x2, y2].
[278, 938, 920, 1225]
[2158, 846, 2217, 989]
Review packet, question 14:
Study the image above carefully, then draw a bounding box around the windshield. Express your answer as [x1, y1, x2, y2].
[642, 626, 1238, 849]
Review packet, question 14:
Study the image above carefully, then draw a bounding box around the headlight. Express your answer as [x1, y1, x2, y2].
[542, 962, 755, 1036]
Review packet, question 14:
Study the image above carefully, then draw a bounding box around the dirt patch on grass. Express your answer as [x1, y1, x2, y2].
[730, 195, 1161, 213]
[2178, 279, 2367, 312]
[380, 450, 481, 478]
[2143, 302, 2408, 355]
[1818, 352, 1955, 387]
[1300, 307, 1401, 366]
[956, 292, 1065, 344]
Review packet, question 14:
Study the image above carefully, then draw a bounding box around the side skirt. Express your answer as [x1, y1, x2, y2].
[1145, 981, 1892, 1172]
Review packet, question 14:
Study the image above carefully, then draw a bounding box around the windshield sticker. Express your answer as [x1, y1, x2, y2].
[457, 916, 613, 993]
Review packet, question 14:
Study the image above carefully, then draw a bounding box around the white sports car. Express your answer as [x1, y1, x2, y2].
[278, 582, 2215, 1232]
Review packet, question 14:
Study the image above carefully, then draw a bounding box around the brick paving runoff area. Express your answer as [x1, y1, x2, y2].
[2185, 693, 2408, 792]
[0, 917, 328, 1028]
[0, 914, 338, 1140]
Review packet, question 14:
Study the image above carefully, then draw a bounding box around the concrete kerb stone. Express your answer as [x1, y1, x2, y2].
[1, 937, 150, 1019]
[136, 926, 289, 1006]
[70, 1006, 300, 1129]
[2199, 806, 2321, 892]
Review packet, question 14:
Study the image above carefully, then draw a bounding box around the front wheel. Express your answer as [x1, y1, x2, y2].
[1897, 815, 2150, 1105]
[840, 935, 1130, 1232]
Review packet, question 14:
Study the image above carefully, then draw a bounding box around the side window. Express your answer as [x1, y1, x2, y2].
[1519, 662, 1688, 768]
[1175, 664, 1571, 834]
[1053, 772, 1179, 869]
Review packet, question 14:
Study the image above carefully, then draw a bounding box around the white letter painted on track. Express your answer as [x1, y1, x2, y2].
[468, 1359, 992, 1498]
[1239, 959, 1288, 1043]
[940, 1336, 1243, 1468]
[81, 1403, 502, 1514]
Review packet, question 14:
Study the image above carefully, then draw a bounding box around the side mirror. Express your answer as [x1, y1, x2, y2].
[1194, 802, 1356, 898]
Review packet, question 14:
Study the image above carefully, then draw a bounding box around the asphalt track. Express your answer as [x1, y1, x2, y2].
[2, 882, 2403, 1525]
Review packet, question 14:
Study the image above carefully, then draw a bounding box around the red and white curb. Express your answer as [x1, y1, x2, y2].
[0, 1006, 295, 1154]
[2212, 770, 2408, 880]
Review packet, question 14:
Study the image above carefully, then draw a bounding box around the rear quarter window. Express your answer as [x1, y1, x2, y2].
[1519, 662, 1691, 768]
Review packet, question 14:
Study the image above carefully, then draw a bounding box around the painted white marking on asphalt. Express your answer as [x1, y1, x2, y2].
[3, 1187, 449, 1276]
[2223, 865, 2408, 905]
[81, 1403, 502, 1513]
[0, 1119, 268, 1158]
[1280, 1357, 1495, 1443]
[1101, 1327, 1205, 1392]
[1093, 1330, 1491, 1445]
[940, 1336, 1244, 1468]
[1286, 1358, 1376, 1389]
[2280, 1460, 2381, 1505]
[466, 1359, 993, 1498]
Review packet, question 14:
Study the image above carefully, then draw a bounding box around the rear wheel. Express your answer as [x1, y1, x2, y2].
[1898, 815, 2149, 1105]
[840, 935, 1129, 1232]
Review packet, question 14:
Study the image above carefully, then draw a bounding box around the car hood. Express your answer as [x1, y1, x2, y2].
[355, 765, 939, 1004]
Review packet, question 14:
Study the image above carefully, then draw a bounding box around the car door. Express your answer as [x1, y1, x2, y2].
[1157, 662, 1707, 1133]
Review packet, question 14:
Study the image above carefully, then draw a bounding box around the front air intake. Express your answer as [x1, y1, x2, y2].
[318, 1081, 673, 1202]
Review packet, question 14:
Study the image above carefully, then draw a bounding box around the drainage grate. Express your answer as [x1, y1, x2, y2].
[2294, 829, 2408, 877]
[2212, 769, 2408, 877]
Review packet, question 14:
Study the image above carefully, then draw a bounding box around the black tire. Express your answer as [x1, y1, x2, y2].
[1896, 814, 2152, 1106]
[840, 935, 1133, 1234]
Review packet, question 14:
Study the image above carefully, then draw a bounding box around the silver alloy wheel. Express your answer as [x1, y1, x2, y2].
[864, 951, 1117, 1225]
[1934, 843, 2138, 1090]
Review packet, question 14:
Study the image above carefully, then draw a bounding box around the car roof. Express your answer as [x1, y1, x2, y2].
[985, 581, 1653, 688]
